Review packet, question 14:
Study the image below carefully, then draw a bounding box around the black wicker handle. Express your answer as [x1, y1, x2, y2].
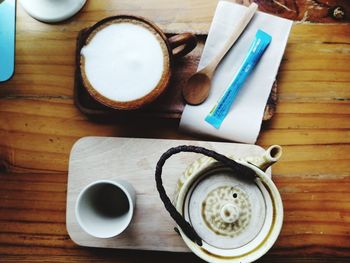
[155, 145, 256, 246]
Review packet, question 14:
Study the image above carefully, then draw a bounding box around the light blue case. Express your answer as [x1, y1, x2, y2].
[0, 0, 16, 82]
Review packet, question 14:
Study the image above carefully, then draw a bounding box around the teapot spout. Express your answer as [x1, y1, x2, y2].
[247, 145, 283, 172]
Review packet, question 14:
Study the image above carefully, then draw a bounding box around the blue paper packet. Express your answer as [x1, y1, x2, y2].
[205, 29, 272, 129]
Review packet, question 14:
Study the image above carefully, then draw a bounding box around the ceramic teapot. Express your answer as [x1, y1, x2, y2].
[155, 145, 283, 263]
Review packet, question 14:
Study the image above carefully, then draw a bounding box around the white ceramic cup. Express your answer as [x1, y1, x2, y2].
[75, 179, 136, 238]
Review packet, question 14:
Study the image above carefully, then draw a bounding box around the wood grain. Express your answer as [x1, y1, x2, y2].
[0, 0, 349, 262]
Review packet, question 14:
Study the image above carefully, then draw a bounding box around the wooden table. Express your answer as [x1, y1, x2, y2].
[0, 0, 349, 262]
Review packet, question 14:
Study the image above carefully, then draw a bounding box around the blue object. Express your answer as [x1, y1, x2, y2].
[0, 0, 16, 82]
[205, 29, 272, 129]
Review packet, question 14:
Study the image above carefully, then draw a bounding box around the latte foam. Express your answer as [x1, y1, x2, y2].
[81, 21, 166, 102]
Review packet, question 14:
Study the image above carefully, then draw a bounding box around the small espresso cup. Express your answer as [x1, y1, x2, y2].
[75, 179, 136, 238]
[79, 15, 197, 110]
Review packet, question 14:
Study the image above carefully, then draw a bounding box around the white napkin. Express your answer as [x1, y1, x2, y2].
[179, 1, 292, 143]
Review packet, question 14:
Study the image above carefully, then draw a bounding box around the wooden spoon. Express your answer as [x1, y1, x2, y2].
[182, 3, 258, 105]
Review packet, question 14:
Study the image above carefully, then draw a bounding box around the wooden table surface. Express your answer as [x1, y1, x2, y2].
[0, 0, 349, 262]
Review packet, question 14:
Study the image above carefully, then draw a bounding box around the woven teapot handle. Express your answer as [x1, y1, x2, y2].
[155, 145, 256, 246]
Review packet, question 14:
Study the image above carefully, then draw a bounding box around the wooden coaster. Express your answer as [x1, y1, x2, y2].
[66, 136, 271, 251]
[74, 28, 277, 122]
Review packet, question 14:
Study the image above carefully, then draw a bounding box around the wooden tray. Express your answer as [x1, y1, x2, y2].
[74, 28, 277, 122]
[66, 136, 272, 251]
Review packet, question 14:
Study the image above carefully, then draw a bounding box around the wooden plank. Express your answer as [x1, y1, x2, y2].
[0, 98, 349, 173]
[1, 24, 349, 106]
[0, 171, 349, 258]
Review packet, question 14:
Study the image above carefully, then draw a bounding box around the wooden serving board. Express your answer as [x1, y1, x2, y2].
[74, 29, 277, 122]
[66, 136, 272, 251]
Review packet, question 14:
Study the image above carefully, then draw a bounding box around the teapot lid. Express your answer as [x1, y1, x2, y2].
[183, 166, 275, 257]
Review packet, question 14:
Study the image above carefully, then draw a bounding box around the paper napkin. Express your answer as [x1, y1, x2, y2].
[179, 1, 292, 143]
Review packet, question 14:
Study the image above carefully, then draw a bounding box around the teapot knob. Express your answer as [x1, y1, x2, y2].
[220, 203, 240, 223]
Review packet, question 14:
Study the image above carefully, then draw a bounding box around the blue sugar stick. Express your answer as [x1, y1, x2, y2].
[205, 29, 272, 129]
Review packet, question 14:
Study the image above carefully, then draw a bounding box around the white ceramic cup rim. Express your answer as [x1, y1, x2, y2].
[75, 179, 134, 238]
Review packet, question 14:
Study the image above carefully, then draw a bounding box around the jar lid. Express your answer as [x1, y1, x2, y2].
[183, 166, 276, 258]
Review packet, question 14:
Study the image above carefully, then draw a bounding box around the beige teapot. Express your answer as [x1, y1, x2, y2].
[155, 145, 283, 263]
